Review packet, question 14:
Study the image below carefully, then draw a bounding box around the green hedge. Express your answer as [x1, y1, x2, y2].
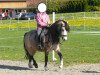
[46, 0, 100, 13]
[28, 0, 100, 13]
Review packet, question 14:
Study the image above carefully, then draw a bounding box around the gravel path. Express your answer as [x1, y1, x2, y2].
[0, 60, 100, 75]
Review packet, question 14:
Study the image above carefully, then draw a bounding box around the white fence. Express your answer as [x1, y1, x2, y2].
[55, 11, 100, 20]
[0, 11, 100, 31]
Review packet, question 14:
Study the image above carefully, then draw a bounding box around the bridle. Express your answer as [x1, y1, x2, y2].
[60, 24, 68, 41]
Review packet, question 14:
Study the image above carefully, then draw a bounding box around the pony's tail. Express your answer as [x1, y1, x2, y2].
[24, 33, 30, 60]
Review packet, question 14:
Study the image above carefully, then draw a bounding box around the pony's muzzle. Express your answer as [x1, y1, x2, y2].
[62, 36, 67, 41]
[61, 29, 68, 41]
[64, 36, 67, 40]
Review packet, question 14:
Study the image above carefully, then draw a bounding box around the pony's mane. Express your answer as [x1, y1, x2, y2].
[49, 20, 70, 44]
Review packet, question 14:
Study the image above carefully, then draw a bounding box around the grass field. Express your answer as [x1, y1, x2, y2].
[0, 11, 100, 66]
[0, 29, 100, 66]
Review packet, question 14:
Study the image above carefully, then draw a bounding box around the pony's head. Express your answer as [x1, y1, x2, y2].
[61, 20, 70, 40]
[50, 20, 70, 43]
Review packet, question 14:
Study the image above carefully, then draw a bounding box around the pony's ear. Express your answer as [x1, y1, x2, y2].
[64, 21, 70, 32]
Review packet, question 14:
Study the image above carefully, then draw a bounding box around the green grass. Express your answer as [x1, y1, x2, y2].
[0, 29, 100, 66]
[0, 29, 26, 60]
[62, 32, 100, 66]
[0, 11, 100, 66]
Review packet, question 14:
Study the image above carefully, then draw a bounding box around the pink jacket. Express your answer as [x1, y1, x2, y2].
[36, 12, 50, 28]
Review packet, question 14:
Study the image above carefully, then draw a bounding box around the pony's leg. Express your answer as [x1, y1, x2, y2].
[52, 50, 57, 61]
[54, 44, 63, 68]
[28, 55, 33, 68]
[56, 51, 63, 68]
[33, 56, 38, 68]
[28, 55, 38, 68]
[44, 51, 49, 71]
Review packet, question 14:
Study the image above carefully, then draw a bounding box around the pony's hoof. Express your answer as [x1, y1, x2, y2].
[28, 63, 33, 68]
[44, 67, 49, 71]
[34, 64, 38, 68]
[59, 65, 63, 69]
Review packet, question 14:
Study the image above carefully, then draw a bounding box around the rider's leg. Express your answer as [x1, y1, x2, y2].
[41, 31, 45, 48]
[37, 28, 42, 49]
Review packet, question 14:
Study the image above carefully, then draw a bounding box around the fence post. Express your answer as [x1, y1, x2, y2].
[28, 19, 30, 30]
[84, 12, 86, 30]
[53, 12, 55, 23]
[52, 12, 57, 61]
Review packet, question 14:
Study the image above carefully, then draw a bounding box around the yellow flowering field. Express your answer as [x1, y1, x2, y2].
[0, 21, 37, 29]
[67, 18, 100, 27]
[0, 18, 100, 29]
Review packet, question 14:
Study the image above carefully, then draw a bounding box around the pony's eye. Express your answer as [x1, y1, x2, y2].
[61, 29, 64, 31]
[61, 27, 65, 31]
